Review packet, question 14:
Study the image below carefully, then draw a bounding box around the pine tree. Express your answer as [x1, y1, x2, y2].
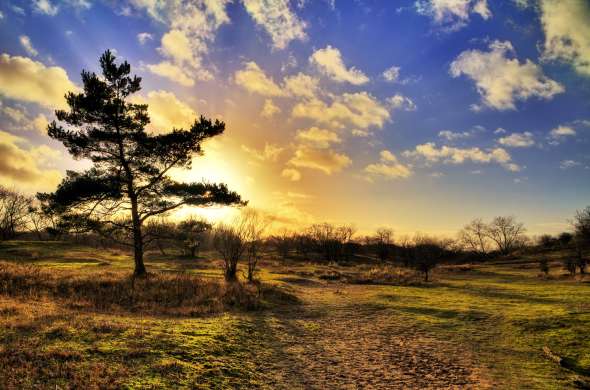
[38, 50, 244, 275]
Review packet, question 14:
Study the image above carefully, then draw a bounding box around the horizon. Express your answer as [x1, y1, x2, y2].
[1, 0, 589, 237]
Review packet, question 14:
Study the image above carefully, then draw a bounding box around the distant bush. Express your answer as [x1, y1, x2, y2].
[539, 258, 549, 277]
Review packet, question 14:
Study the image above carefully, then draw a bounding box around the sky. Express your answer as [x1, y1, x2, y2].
[0, 0, 589, 237]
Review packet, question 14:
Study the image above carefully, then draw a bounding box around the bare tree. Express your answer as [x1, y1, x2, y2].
[293, 230, 314, 260]
[0, 187, 31, 240]
[374, 227, 394, 262]
[270, 229, 292, 260]
[213, 218, 248, 282]
[573, 207, 590, 244]
[458, 218, 491, 256]
[241, 209, 271, 282]
[485, 216, 527, 255]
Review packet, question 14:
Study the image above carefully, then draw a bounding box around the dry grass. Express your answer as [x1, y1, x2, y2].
[0, 261, 265, 316]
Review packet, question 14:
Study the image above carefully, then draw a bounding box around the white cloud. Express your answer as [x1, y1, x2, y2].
[292, 92, 390, 130]
[132, 90, 197, 133]
[0, 53, 78, 109]
[310, 45, 369, 85]
[284, 72, 319, 99]
[242, 0, 307, 49]
[439, 130, 472, 141]
[261, 99, 281, 118]
[19, 36, 38, 57]
[497, 132, 535, 148]
[549, 125, 576, 139]
[382, 66, 400, 82]
[560, 159, 580, 169]
[137, 32, 153, 45]
[146, 61, 195, 87]
[450, 40, 564, 110]
[539, 0, 590, 76]
[296, 127, 341, 148]
[387, 94, 417, 111]
[415, 0, 491, 31]
[138, 0, 231, 85]
[364, 150, 413, 180]
[404, 142, 520, 171]
[234, 61, 286, 96]
[281, 168, 301, 181]
[32, 0, 59, 15]
[288, 146, 351, 175]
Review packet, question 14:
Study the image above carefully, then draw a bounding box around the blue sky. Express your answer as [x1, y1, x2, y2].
[0, 0, 589, 236]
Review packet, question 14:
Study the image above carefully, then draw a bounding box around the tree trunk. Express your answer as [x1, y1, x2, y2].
[130, 197, 146, 276]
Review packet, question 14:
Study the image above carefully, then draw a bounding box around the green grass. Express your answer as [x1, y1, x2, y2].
[1, 240, 589, 388]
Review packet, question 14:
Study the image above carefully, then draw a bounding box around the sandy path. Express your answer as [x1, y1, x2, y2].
[259, 281, 487, 389]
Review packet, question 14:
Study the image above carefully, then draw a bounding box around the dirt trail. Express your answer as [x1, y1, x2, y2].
[260, 281, 488, 389]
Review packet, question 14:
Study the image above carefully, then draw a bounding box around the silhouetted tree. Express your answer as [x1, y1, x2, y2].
[213, 220, 248, 281]
[177, 217, 212, 258]
[38, 51, 243, 275]
[0, 187, 31, 240]
[411, 234, 446, 282]
[557, 232, 573, 247]
[241, 209, 270, 282]
[458, 218, 491, 256]
[539, 257, 549, 277]
[573, 207, 590, 244]
[374, 227, 393, 262]
[485, 216, 527, 255]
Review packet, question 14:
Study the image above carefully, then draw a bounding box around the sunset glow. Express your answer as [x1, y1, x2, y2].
[1, 0, 589, 235]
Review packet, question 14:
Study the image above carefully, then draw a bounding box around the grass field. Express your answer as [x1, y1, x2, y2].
[1, 241, 589, 389]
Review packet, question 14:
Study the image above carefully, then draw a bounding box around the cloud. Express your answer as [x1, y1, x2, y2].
[450, 40, 564, 110]
[242, 0, 307, 49]
[19, 36, 38, 57]
[137, 32, 153, 44]
[242, 143, 284, 162]
[296, 127, 341, 148]
[32, 0, 59, 15]
[415, 0, 491, 31]
[560, 160, 580, 169]
[288, 146, 351, 174]
[539, 0, 590, 76]
[234, 61, 286, 96]
[281, 168, 301, 181]
[387, 94, 417, 111]
[0, 103, 49, 134]
[0, 130, 62, 192]
[132, 90, 197, 133]
[138, 1, 231, 85]
[32, 113, 49, 134]
[146, 61, 195, 87]
[404, 142, 520, 171]
[439, 130, 472, 141]
[0, 53, 78, 109]
[292, 92, 390, 130]
[364, 150, 413, 180]
[382, 66, 400, 82]
[310, 45, 369, 85]
[549, 125, 576, 140]
[284, 72, 319, 99]
[261, 99, 281, 118]
[497, 132, 535, 148]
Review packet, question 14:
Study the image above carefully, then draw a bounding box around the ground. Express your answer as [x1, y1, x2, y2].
[0, 241, 589, 389]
